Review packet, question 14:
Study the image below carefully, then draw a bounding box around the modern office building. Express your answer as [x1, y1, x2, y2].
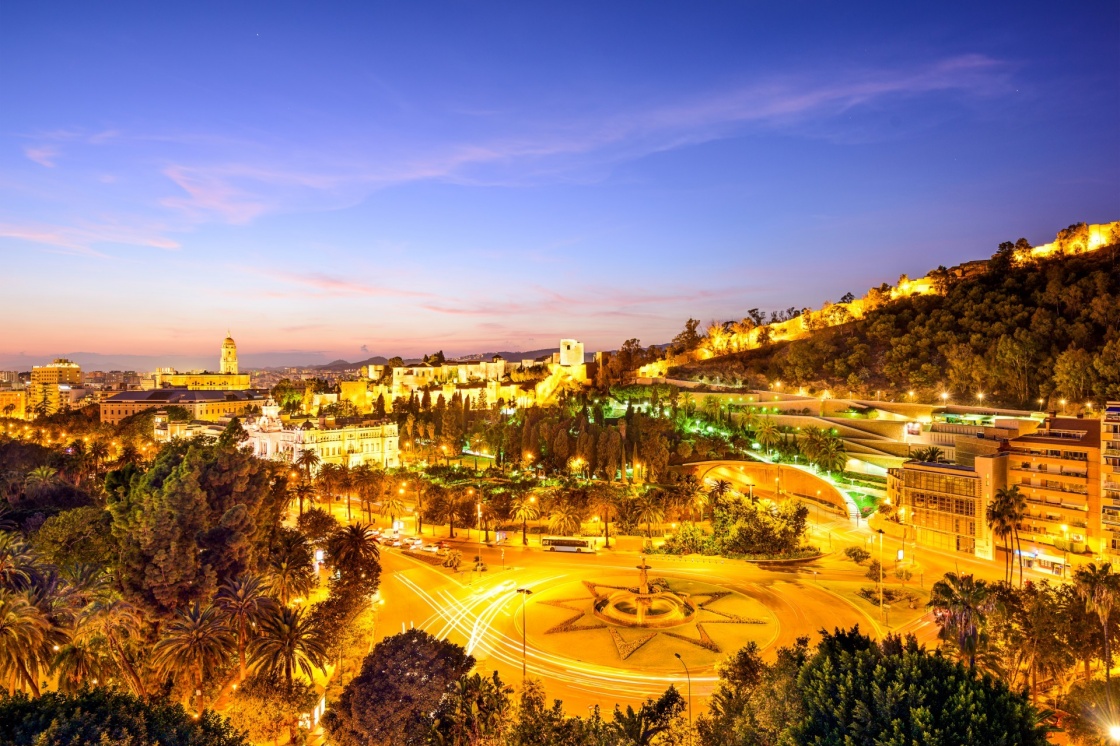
[888, 454, 1006, 560]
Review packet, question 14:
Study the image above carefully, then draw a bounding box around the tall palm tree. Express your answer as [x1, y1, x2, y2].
[0, 533, 38, 591]
[351, 464, 375, 522]
[336, 464, 354, 521]
[996, 486, 1027, 586]
[511, 495, 540, 546]
[548, 501, 582, 537]
[52, 637, 112, 694]
[380, 492, 407, 526]
[588, 484, 619, 549]
[800, 426, 827, 466]
[316, 462, 340, 512]
[756, 419, 781, 458]
[248, 605, 327, 687]
[635, 495, 666, 539]
[215, 575, 276, 683]
[265, 533, 315, 605]
[986, 492, 1015, 584]
[817, 436, 847, 475]
[0, 589, 50, 695]
[1073, 563, 1118, 705]
[151, 602, 234, 712]
[927, 572, 993, 670]
[81, 593, 147, 696]
[325, 523, 380, 574]
[293, 481, 314, 518]
[706, 479, 733, 508]
[295, 449, 320, 484]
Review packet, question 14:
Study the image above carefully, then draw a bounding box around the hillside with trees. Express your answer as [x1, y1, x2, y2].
[671, 237, 1120, 408]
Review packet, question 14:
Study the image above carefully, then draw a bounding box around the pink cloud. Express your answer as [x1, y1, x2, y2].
[0, 220, 180, 256]
[23, 145, 60, 167]
[161, 165, 271, 224]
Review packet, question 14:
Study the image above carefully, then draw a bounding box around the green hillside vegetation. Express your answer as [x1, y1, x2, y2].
[671, 241, 1120, 408]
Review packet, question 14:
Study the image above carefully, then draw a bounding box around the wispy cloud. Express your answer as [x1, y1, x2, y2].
[0, 219, 180, 257]
[23, 145, 60, 167]
[240, 268, 435, 299]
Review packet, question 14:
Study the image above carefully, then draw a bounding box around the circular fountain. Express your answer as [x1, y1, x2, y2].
[592, 556, 696, 628]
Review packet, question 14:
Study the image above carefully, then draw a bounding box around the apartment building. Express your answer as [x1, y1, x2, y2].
[1006, 417, 1101, 554]
[1103, 402, 1120, 559]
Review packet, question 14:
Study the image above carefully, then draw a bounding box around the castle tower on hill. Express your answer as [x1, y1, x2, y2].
[220, 333, 239, 375]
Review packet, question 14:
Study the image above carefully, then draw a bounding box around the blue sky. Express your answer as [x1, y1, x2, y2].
[1, 1, 1117, 367]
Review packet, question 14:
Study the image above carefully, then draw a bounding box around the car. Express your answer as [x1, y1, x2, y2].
[421, 544, 441, 553]
[405, 537, 423, 548]
[389, 538, 403, 547]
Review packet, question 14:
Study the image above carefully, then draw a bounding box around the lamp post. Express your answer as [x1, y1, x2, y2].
[877, 528, 885, 623]
[517, 588, 533, 681]
[674, 653, 693, 746]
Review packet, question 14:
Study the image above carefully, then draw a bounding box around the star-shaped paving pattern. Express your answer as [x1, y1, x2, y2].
[538, 578, 767, 660]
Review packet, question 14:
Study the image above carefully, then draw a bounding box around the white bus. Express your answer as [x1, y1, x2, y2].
[541, 536, 596, 553]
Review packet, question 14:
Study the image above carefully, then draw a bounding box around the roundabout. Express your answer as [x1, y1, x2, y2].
[380, 544, 885, 710]
[527, 557, 776, 670]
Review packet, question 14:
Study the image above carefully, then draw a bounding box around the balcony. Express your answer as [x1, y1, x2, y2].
[1011, 464, 1088, 479]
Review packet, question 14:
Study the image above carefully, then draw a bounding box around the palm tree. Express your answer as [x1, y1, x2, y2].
[265, 533, 315, 605]
[548, 501, 582, 537]
[756, 419, 781, 457]
[588, 485, 619, 549]
[927, 572, 993, 670]
[706, 478, 733, 508]
[325, 523, 380, 574]
[0, 589, 50, 695]
[1073, 563, 1118, 705]
[635, 495, 666, 539]
[512, 495, 540, 546]
[380, 491, 407, 526]
[817, 436, 847, 475]
[335, 464, 354, 521]
[911, 446, 948, 463]
[295, 448, 320, 484]
[81, 593, 147, 696]
[986, 492, 1015, 584]
[996, 485, 1027, 586]
[316, 462, 340, 512]
[293, 481, 314, 517]
[800, 426, 827, 466]
[151, 602, 234, 712]
[24, 465, 58, 493]
[248, 605, 327, 687]
[351, 464, 376, 522]
[52, 637, 111, 694]
[0, 533, 38, 591]
[215, 575, 275, 683]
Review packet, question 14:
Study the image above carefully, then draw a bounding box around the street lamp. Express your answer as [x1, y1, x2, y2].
[517, 588, 533, 681]
[877, 528, 885, 623]
[940, 392, 949, 405]
[1108, 724, 1120, 742]
[674, 653, 693, 746]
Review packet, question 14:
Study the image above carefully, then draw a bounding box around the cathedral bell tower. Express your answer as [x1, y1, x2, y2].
[220, 333, 238, 375]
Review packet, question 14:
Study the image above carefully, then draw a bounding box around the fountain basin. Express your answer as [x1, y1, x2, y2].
[593, 589, 696, 628]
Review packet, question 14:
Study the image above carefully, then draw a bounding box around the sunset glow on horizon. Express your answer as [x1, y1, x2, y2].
[2, 2, 1118, 367]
